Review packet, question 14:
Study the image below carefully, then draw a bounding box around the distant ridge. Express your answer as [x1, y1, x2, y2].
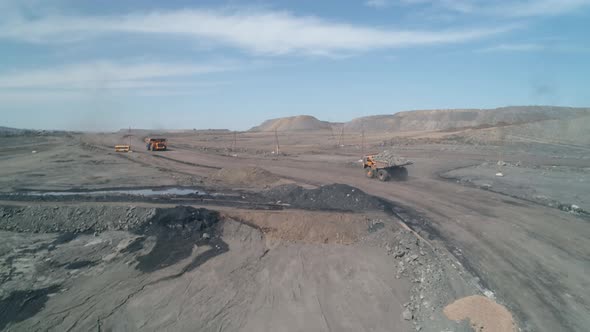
[343, 106, 590, 132]
[250, 115, 334, 132]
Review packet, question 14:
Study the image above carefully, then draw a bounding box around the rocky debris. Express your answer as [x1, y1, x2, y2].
[0, 205, 157, 233]
[263, 184, 384, 211]
[363, 227, 476, 331]
[368, 220, 385, 233]
[0, 205, 221, 235]
[558, 203, 587, 214]
[373, 150, 412, 167]
[403, 308, 413, 320]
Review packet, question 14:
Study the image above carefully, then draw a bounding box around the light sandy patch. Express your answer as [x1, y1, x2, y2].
[444, 295, 516, 332]
[222, 210, 384, 246]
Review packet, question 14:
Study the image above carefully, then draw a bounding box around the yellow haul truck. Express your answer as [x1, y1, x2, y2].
[362, 153, 412, 181]
[146, 138, 167, 151]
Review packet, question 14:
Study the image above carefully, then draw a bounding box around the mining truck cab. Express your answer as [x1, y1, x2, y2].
[146, 138, 167, 151]
[362, 155, 377, 169]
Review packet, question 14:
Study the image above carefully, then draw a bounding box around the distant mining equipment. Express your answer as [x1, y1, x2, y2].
[115, 144, 130, 153]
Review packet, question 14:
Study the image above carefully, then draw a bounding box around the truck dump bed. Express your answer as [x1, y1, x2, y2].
[371, 150, 413, 168]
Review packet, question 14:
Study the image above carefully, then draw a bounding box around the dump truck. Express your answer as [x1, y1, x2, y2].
[114, 145, 130, 152]
[146, 138, 167, 151]
[362, 151, 412, 181]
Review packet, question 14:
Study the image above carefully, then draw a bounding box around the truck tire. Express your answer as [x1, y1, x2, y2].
[366, 169, 376, 178]
[389, 167, 408, 180]
[378, 169, 390, 181]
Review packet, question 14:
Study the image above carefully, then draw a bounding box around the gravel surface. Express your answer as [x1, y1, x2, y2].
[362, 226, 480, 332]
[0, 205, 219, 234]
[441, 163, 589, 214]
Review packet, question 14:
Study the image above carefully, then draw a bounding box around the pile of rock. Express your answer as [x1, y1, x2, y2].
[373, 150, 412, 166]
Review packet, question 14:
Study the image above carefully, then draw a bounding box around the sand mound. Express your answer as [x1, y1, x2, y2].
[211, 167, 280, 186]
[250, 115, 333, 132]
[444, 295, 516, 332]
[345, 106, 590, 132]
[225, 210, 376, 245]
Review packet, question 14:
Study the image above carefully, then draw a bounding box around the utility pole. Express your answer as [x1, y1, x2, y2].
[361, 127, 365, 156]
[497, 126, 505, 174]
[337, 126, 344, 148]
[274, 129, 280, 156]
[232, 131, 237, 152]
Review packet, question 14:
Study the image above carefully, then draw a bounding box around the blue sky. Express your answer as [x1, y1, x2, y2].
[1, 0, 589, 131]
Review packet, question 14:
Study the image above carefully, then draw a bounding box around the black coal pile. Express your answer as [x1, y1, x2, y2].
[139, 206, 219, 234]
[263, 184, 384, 211]
[134, 206, 223, 272]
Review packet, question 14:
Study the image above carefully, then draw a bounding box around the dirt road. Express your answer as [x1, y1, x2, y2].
[108, 136, 590, 332]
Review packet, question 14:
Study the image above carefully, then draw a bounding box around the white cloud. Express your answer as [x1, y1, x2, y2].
[478, 43, 544, 52]
[365, 0, 390, 9]
[0, 61, 233, 89]
[495, 0, 590, 17]
[398, 0, 590, 17]
[0, 9, 512, 55]
[478, 42, 590, 53]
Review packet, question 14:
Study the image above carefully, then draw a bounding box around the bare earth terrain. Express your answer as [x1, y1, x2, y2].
[0, 110, 588, 332]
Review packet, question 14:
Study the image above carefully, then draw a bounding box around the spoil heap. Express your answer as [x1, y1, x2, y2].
[373, 150, 413, 167]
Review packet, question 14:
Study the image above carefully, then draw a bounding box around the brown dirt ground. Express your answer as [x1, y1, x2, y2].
[444, 295, 516, 332]
[210, 166, 281, 187]
[222, 209, 385, 246]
